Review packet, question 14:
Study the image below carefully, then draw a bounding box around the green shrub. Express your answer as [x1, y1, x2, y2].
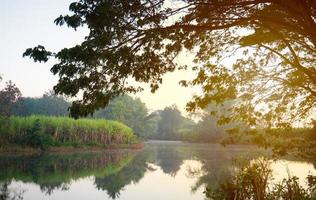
[23, 119, 54, 150]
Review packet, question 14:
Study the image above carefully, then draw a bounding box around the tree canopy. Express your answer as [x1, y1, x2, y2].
[94, 95, 157, 138]
[12, 90, 70, 116]
[155, 105, 184, 140]
[24, 0, 316, 129]
[0, 80, 22, 117]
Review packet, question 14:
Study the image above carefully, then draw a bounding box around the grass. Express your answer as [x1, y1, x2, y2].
[205, 157, 316, 200]
[0, 115, 137, 150]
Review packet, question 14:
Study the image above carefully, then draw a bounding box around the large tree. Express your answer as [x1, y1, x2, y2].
[155, 105, 184, 140]
[24, 0, 316, 129]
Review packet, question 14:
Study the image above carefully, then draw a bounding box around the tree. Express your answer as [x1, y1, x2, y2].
[0, 81, 22, 117]
[94, 95, 156, 139]
[154, 105, 183, 140]
[192, 101, 242, 142]
[194, 114, 225, 142]
[12, 90, 70, 116]
[23, 0, 316, 130]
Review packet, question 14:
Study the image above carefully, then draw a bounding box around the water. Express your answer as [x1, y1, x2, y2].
[0, 141, 315, 200]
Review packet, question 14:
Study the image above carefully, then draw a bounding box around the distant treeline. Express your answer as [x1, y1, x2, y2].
[11, 93, 227, 142]
[0, 79, 227, 142]
[12, 91, 70, 116]
[2, 80, 315, 149]
[3, 82, 226, 141]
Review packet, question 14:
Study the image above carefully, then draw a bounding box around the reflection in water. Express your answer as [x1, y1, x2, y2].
[155, 145, 183, 177]
[94, 149, 153, 199]
[0, 150, 134, 199]
[0, 142, 315, 200]
[0, 181, 25, 200]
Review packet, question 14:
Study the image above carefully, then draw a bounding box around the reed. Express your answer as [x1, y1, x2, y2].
[0, 115, 136, 149]
[205, 158, 316, 200]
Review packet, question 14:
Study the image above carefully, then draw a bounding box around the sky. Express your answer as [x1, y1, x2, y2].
[0, 0, 199, 115]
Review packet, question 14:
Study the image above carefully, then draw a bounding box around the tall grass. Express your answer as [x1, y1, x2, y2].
[205, 158, 316, 200]
[0, 115, 136, 149]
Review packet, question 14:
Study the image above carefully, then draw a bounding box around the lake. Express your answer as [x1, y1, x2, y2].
[0, 141, 315, 200]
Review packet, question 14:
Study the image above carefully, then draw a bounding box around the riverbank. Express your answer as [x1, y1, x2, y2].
[0, 143, 144, 155]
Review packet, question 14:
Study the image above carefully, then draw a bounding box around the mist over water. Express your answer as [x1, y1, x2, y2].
[1, 142, 315, 200]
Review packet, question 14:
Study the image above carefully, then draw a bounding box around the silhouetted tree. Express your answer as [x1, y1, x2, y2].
[23, 0, 316, 131]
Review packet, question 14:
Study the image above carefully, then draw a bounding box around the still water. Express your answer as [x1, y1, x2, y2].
[0, 141, 315, 200]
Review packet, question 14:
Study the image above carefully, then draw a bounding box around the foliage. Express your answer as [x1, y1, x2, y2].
[12, 92, 156, 139]
[23, 0, 316, 131]
[185, 105, 227, 143]
[218, 127, 316, 157]
[179, 102, 238, 143]
[176, 117, 197, 140]
[0, 116, 136, 149]
[151, 105, 184, 140]
[12, 90, 70, 116]
[0, 81, 22, 117]
[267, 176, 316, 200]
[94, 95, 156, 139]
[205, 158, 316, 200]
[260, 128, 316, 157]
[22, 119, 54, 150]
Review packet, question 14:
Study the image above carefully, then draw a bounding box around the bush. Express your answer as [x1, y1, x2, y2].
[23, 119, 54, 150]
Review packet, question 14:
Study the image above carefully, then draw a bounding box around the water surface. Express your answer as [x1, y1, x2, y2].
[1, 141, 315, 200]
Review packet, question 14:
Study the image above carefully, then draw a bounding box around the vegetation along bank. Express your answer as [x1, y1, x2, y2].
[0, 115, 138, 151]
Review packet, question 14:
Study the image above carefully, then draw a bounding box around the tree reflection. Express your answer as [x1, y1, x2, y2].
[0, 143, 314, 199]
[146, 142, 264, 192]
[0, 181, 24, 200]
[154, 145, 183, 177]
[0, 151, 134, 196]
[95, 149, 153, 199]
[40, 182, 69, 195]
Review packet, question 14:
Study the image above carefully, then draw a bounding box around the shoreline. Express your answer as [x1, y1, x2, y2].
[0, 143, 144, 156]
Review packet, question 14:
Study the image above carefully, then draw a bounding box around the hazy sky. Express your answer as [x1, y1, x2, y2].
[0, 0, 199, 114]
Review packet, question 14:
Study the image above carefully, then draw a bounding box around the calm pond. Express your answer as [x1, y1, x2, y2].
[0, 141, 315, 200]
